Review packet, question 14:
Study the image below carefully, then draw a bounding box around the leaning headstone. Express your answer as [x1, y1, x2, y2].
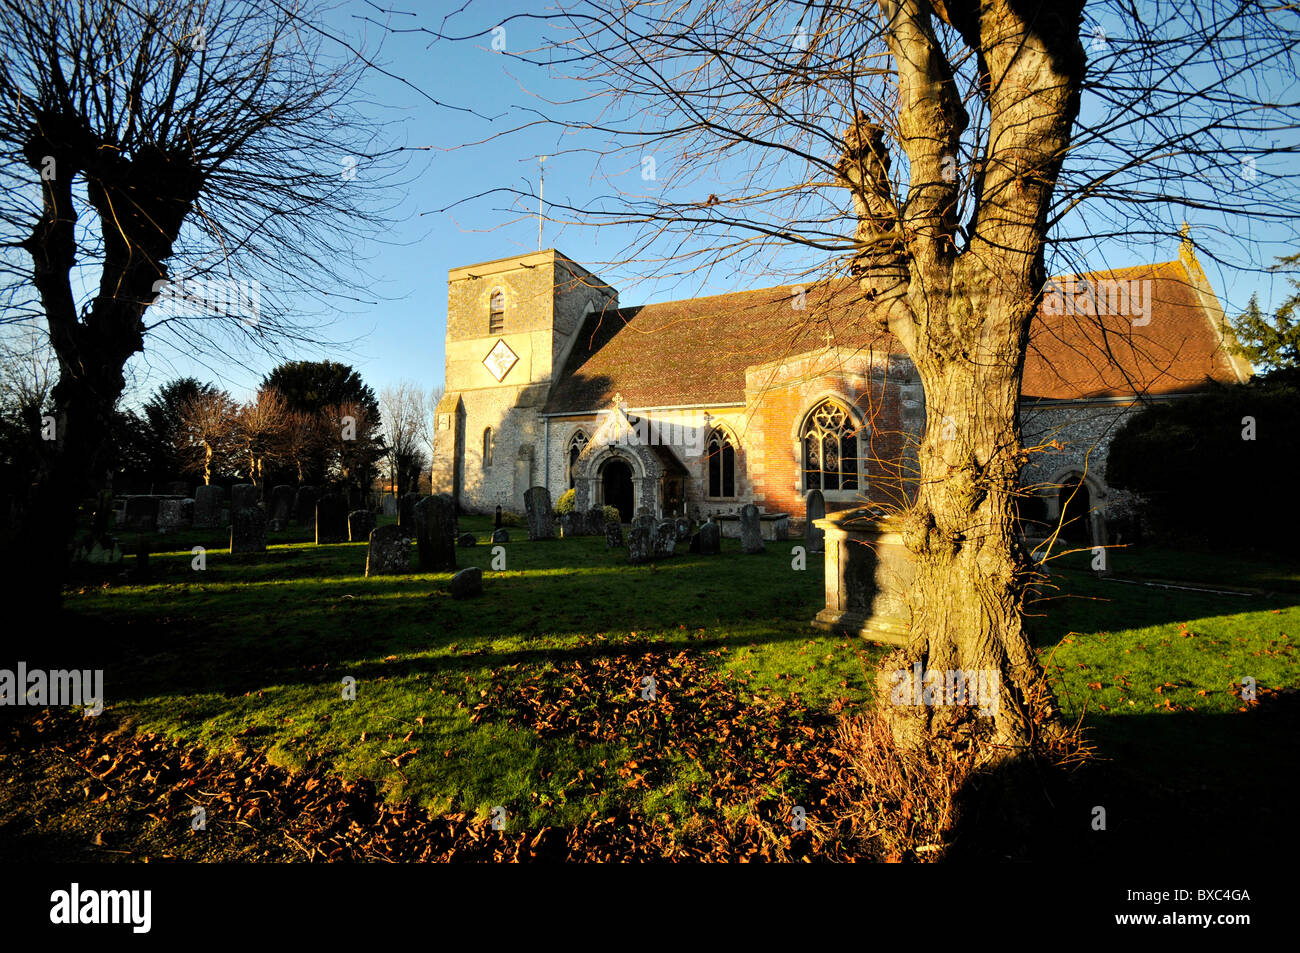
[604, 521, 623, 548]
[415, 494, 457, 572]
[157, 498, 193, 533]
[698, 519, 721, 555]
[586, 508, 606, 535]
[674, 517, 691, 543]
[458, 532, 476, 547]
[231, 483, 258, 512]
[122, 496, 159, 532]
[653, 520, 678, 558]
[627, 523, 653, 565]
[349, 509, 376, 542]
[270, 485, 295, 525]
[365, 525, 410, 576]
[740, 503, 765, 554]
[399, 492, 421, 532]
[449, 566, 483, 599]
[230, 506, 266, 554]
[805, 490, 826, 553]
[382, 495, 398, 518]
[315, 493, 348, 544]
[524, 486, 555, 541]
[491, 528, 509, 544]
[294, 486, 319, 530]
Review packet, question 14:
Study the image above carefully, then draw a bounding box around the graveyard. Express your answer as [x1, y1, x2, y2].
[2, 486, 1296, 862]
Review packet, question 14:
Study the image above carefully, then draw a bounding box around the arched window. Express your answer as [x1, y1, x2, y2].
[567, 430, 588, 489]
[483, 427, 494, 468]
[801, 400, 859, 492]
[489, 290, 505, 334]
[706, 428, 736, 498]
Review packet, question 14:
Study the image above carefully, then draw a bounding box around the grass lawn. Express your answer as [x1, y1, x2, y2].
[9, 515, 1299, 858]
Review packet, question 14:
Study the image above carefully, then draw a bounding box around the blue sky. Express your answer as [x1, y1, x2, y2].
[119, 0, 1299, 407]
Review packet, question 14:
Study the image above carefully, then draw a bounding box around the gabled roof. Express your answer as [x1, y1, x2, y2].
[542, 259, 1242, 414]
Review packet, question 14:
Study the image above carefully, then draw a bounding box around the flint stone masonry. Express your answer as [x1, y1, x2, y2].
[524, 486, 555, 540]
[270, 485, 295, 524]
[416, 495, 458, 572]
[294, 487, 319, 529]
[366, 525, 410, 576]
[739, 504, 765, 554]
[230, 506, 266, 554]
[315, 494, 349, 544]
[450, 566, 484, 599]
[348, 509, 376, 542]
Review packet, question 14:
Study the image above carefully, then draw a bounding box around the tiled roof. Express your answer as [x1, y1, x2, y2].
[542, 260, 1239, 413]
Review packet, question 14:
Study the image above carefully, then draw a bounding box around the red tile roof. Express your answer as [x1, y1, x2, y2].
[542, 259, 1240, 413]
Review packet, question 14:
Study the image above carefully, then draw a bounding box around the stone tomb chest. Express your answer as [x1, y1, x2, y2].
[811, 507, 916, 646]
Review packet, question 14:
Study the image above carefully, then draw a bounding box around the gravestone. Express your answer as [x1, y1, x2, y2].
[365, 525, 410, 576]
[633, 512, 655, 537]
[494, 505, 503, 529]
[231, 483, 258, 512]
[294, 486, 319, 530]
[688, 531, 701, 554]
[604, 521, 623, 548]
[268, 518, 286, 533]
[586, 508, 606, 535]
[348, 509, 376, 542]
[315, 494, 348, 544]
[653, 520, 678, 558]
[399, 492, 421, 533]
[450, 566, 483, 599]
[230, 506, 266, 554]
[698, 519, 721, 555]
[122, 496, 159, 532]
[627, 523, 653, 564]
[91, 489, 115, 538]
[674, 517, 691, 543]
[157, 498, 193, 533]
[76, 537, 123, 565]
[524, 486, 555, 540]
[270, 485, 295, 525]
[382, 495, 398, 518]
[740, 504, 765, 554]
[557, 512, 578, 538]
[491, 528, 509, 544]
[192, 483, 223, 527]
[458, 532, 476, 547]
[415, 494, 457, 572]
[805, 490, 826, 553]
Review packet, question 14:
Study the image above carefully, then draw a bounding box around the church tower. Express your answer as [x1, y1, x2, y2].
[432, 249, 616, 513]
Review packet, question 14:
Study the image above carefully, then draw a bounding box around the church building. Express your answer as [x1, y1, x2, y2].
[432, 235, 1249, 535]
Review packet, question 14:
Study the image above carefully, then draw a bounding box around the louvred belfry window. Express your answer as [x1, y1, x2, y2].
[489, 290, 505, 334]
[801, 401, 859, 492]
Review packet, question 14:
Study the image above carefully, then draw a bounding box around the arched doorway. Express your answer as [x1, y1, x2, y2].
[602, 460, 634, 522]
[1057, 475, 1093, 542]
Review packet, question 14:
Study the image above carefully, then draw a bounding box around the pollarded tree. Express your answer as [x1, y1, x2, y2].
[176, 390, 236, 487]
[0, 0, 403, 606]
[424, 0, 1300, 756]
[232, 388, 290, 489]
[321, 401, 384, 500]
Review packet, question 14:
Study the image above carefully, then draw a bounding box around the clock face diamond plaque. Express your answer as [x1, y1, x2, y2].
[483, 339, 518, 382]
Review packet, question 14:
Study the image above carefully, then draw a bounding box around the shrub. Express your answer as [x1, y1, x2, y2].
[602, 505, 621, 524]
[554, 488, 576, 515]
[499, 510, 524, 527]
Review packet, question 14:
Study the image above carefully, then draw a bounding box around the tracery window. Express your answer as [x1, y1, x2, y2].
[568, 430, 588, 489]
[801, 400, 859, 492]
[706, 428, 736, 498]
